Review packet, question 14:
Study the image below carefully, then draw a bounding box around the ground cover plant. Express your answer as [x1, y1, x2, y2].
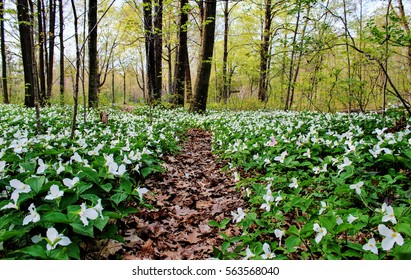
[208, 109, 411, 260]
[0, 104, 410, 260]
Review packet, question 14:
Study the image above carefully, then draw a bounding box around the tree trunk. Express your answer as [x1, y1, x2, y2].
[289, 4, 310, 109]
[258, 0, 272, 103]
[173, 0, 189, 106]
[396, 0, 411, 81]
[189, 0, 217, 113]
[88, 0, 99, 108]
[46, 0, 56, 102]
[153, 0, 163, 101]
[58, 0, 64, 104]
[284, 2, 301, 111]
[38, 0, 46, 105]
[16, 0, 36, 107]
[222, 0, 229, 102]
[0, 0, 9, 104]
[143, 0, 155, 103]
[70, 0, 80, 140]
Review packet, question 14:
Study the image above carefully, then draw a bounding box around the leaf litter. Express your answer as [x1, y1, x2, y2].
[120, 129, 246, 260]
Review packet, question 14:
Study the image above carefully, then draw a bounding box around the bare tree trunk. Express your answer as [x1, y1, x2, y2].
[189, 0, 217, 113]
[258, 0, 272, 103]
[173, 0, 189, 106]
[46, 0, 56, 102]
[38, 0, 46, 105]
[88, 0, 99, 108]
[396, 0, 411, 81]
[17, 0, 36, 107]
[112, 60, 115, 104]
[284, 2, 302, 111]
[342, 0, 353, 113]
[222, 0, 229, 102]
[153, 0, 163, 101]
[289, 4, 310, 109]
[70, 0, 80, 140]
[143, 0, 154, 103]
[0, 0, 9, 104]
[123, 71, 126, 105]
[58, 0, 64, 104]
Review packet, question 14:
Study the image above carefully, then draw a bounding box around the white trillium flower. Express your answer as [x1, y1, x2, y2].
[349, 181, 364, 195]
[63, 177, 79, 189]
[0, 161, 6, 173]
[319, 201, 326, 215]
[93, 199, 104, 219]
[275, 191, 283, 206]
[336, 215, 344, 225]
[136, 187, 149, 200]
[380, 203, 397, 224]
[45, 185, 64, 200]
[36, 158, 48, 174]
[231, 207, 246, 223]
[22, 203, 40, 225]
[378, 224, 404, 251]
[363, 238, 378, 255]
[274, 229, 284, 246]
[261, 243, 276, 259]
[10, 179, 31, 194]
[243, 246, 255, 260]
[313, 223, 327, 243]
[289, 177, 298, 188]
[274, 151, 288, 164]
[45, 227, 71, 250]
[337, 157, 352, 174]
[78, 202, 99, 226]
[347, 214, 358, 224]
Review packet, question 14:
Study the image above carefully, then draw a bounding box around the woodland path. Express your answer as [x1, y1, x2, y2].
[120, 129, 246, 260]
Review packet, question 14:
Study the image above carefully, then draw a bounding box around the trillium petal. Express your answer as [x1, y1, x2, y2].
[378, 224, 392, 237]
[46, 227, 59, 243]
[381, 237, 395, 251]
[395, 233, 404, 246]
[58, 236, 71, 247]
[22, 215, 33, 225]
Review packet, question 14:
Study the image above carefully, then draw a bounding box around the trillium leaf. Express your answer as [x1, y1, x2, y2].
[94, 216, 110, 231]
[396, 223, 411, 238]
[26, 176, 46, 193]
[0, 229, 27, 242]
[71, 223, 94, 237]
[100, 183, 113, 193]
[110, 193, 128, 205]
[42, 212, 69, 223]
[285, 235, 301, 253]
[17, 245, 47, 259]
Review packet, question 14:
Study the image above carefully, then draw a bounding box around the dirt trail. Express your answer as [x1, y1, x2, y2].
[121, 129, 246, 260]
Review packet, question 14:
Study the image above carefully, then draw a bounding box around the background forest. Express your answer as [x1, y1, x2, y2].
[0, 0, 410, 113]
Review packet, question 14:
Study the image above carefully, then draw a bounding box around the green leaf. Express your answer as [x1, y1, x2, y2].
[110, 193, 128, 205]
[100, 183, 113, 193]
[120, 178, 133, 194]
[18, 245, 47, 259]
[286, 225, 300, 235]
[26, 176, 46, 193]
[94, 216, 110, 231]
[66, 243, 81, 260]
[396, 223, 411, 238]
[285, 235, 301, 253]
[141, 167, 153, 178]
[80, 167, 100, 185]
[71, 223, 94, 237]
[42, 212, 69, 223]
[78, 183, 93, 194]
[0, 229, 27, 242]
[394, 240, 411, 260]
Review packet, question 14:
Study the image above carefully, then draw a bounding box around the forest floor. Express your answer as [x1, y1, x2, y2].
[114, 129, 247, 260]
